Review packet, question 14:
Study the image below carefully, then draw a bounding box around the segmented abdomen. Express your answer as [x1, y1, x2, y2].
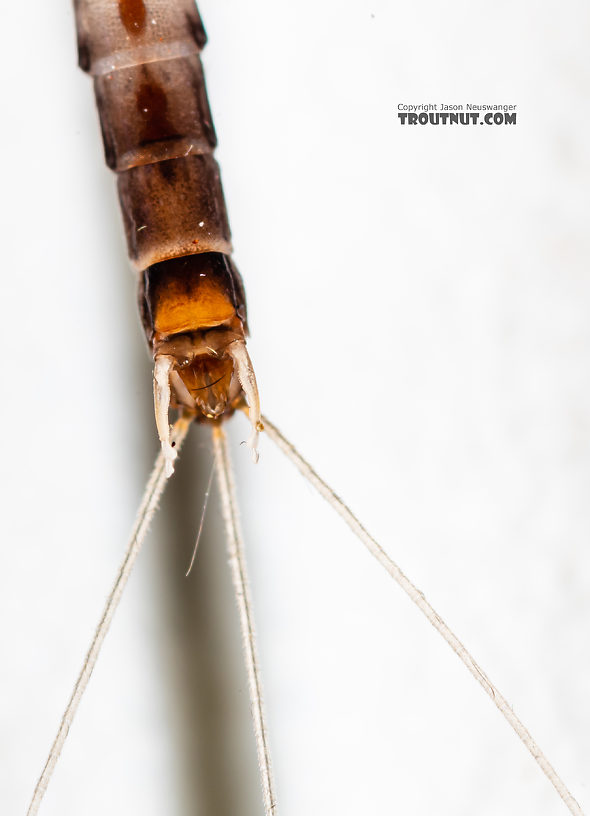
[74, 0, 234, 272]
[74, 0, 261, 470]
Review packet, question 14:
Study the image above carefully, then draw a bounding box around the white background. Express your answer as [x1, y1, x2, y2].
[1, 0, 589, 814]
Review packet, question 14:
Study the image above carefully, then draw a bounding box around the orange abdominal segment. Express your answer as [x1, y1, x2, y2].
[152, 268, 237, 336]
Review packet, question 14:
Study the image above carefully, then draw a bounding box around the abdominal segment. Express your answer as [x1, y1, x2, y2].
[140, 252, 248, 419]
[141, 253, 247, 341]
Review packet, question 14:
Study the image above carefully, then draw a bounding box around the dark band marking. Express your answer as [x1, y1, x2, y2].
[119, 0, 147, 35]
[136, 78, 176, 144]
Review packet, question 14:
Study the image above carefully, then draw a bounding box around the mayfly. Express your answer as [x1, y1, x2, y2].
[3, 1, 588, 814]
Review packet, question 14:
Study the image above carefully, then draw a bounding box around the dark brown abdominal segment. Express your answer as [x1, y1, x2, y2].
[75, 1, 206, 75]
[94, 55, 216, 171]
[118, 155, 232, 270]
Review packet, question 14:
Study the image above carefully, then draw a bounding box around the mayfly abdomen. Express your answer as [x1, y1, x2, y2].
[74, 0, 261, 474]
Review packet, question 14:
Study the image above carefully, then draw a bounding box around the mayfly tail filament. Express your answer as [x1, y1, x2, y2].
[26, 417, 191, 816]
[259, 413, 584, 816]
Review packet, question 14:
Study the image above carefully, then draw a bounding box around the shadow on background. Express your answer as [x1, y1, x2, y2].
[153, 425, 261, 816]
